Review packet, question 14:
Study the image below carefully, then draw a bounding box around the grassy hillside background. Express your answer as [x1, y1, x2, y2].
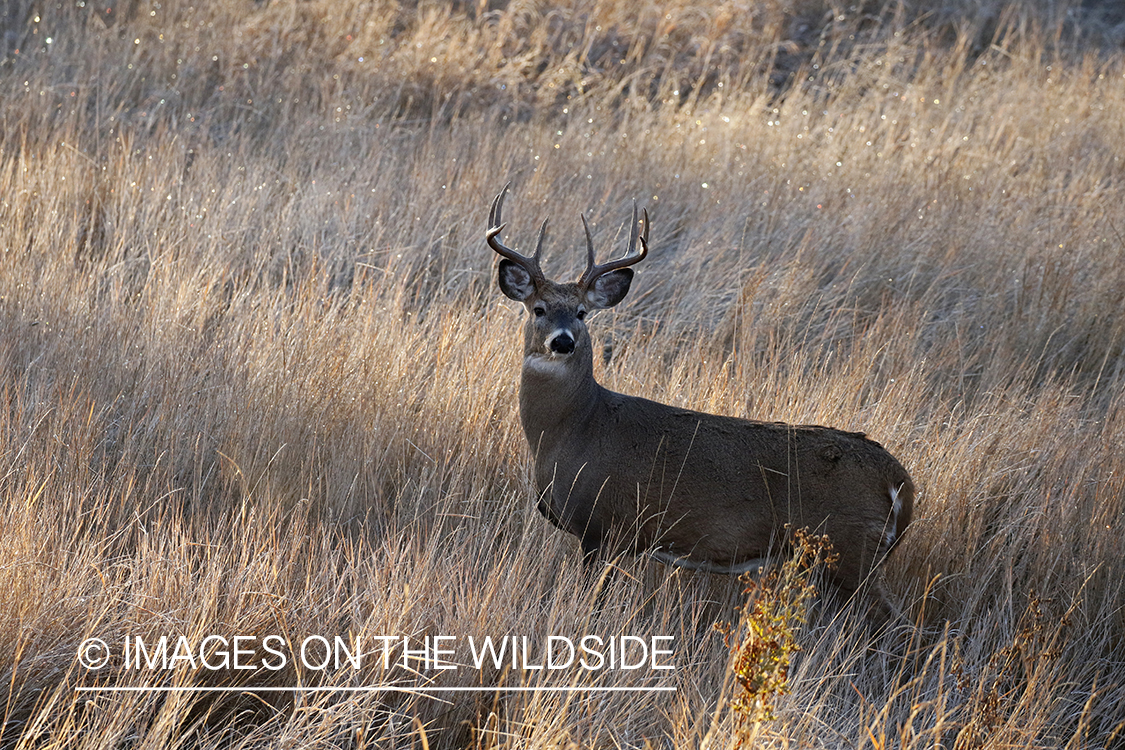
[1, 0, 1124, 747]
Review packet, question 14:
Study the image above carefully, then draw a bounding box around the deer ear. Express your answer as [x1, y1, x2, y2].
[498, 259, 537, 301]
[585, 268, 633, 309]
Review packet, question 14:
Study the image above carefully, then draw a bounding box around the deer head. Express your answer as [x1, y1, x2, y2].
[487, 185, 648, 371]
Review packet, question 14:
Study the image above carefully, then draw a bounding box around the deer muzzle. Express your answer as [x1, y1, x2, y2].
[546, 329, 576, 355]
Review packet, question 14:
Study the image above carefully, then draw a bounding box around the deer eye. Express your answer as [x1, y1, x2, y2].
[576, 308, 587, 321]
[532, 305, 546, 318]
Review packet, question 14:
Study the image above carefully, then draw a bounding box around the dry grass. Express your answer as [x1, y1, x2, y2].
[1, 0, 1124, 747]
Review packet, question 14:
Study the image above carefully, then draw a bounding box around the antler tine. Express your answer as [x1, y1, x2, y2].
[581, 213, 595, 271]
[486, 183, 545, 283]
[488, 183, 507, 229]
[578, 203, 649, 288]
[533, 218, 549, 263]
[624, 200, 639, 258]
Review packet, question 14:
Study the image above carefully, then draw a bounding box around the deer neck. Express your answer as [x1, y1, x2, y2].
[518, 347, 602, 450]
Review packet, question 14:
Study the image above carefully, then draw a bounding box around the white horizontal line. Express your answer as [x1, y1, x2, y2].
[76, 685, 676, 694]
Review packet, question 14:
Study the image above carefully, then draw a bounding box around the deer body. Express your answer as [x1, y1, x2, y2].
[489, 188, 913, 595]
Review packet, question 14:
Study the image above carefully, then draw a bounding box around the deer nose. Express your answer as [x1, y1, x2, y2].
[548, 330, 576, 354]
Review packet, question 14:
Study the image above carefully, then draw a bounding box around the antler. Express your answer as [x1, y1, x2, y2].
[577, 201, 649, 289]
[487, 183, 547, 286]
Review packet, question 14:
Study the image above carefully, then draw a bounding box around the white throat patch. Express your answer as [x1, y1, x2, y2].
[523, 353, 571, 376]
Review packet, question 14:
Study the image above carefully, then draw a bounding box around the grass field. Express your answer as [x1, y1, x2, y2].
[2, 0, 1124, 747]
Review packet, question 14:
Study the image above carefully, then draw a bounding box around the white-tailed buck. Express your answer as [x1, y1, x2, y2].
[488, 186, 914, 600]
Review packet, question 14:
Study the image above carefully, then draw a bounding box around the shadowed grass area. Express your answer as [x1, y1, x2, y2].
[1, 0, 1124, 747]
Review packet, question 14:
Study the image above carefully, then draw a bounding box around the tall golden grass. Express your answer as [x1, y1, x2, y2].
[1, 0, 1124, 746]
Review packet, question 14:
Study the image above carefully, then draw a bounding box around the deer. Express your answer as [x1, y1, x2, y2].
[487, 185, 914, 607]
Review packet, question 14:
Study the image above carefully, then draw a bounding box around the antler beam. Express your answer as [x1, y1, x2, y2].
[578, 201, 649, 289]
[487, 184, 547, 286]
